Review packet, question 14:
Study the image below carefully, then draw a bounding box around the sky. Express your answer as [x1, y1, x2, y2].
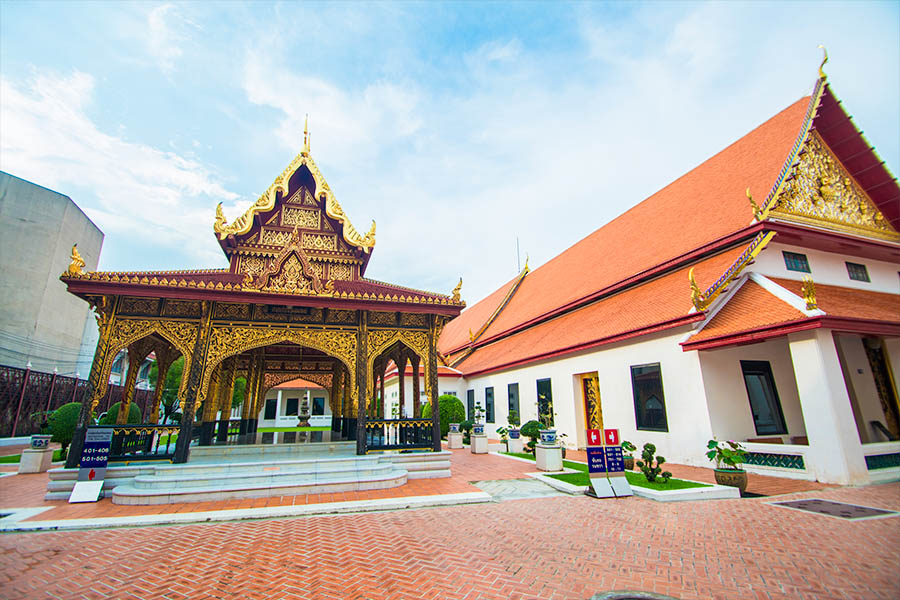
[1, 1, 898, 307]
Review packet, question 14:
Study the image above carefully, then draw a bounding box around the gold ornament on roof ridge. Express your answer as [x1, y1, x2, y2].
[65, 244, 86, 277]
[451, 278, 462, 302]
[818, 45, 828, 80]
[801, 275, 817, 310]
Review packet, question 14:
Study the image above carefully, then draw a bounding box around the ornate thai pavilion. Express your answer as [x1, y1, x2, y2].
[60, 130, 465, 466]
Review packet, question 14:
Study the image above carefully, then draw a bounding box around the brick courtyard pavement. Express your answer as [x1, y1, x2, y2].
[1, 447, 898, 599]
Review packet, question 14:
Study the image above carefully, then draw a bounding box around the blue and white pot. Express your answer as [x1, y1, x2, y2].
[539, 429, 556, 445]
[30, 434, 51, 449]
[449, 423, 460, 434]
[508, 428, 520, 439]
[473, 423, 485, 435]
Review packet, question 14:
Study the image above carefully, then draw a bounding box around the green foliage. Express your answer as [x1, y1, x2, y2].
[149, 356, 185, 423]
[507, 410, 520, 427]
[459, 419, 473, 444]
[520, 420, 542, 440]
[621, 440, 637, 456]
[635, 442, 671, 483]
[232, 376, 247, 408]
[99, 402, 142, 426]
[706, 439, 748, 470]
[421, 394, 465, 437]
[47, 402, 82, 457]
[496, 426, 509, 441]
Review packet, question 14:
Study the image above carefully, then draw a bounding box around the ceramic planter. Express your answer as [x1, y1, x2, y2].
[714, 469, 748, 493]
[539, 428, 556, 444]
[508, 428, 520, 439]
[30, 434, 52, 449]
[472, 423, 485, 435]
[449, 423, 460, 434]
[624, 456, 635, 471]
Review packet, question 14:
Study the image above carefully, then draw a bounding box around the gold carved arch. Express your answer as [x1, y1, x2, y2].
[96, 318, 198, 409]
[366, 329, 431, 398]
[262, 371, 334, 395]
[199, 325, 358, 409]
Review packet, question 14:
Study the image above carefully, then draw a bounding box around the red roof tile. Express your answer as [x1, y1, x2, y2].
[770, 278, 900, 323]
[688, 280, 806, 343]
[439, 270, 525, 355]
[274, 377, 324, 389]
[455, 247, 745, 375]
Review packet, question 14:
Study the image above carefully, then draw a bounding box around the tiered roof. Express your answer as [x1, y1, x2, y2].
[443, 63, 899, 375]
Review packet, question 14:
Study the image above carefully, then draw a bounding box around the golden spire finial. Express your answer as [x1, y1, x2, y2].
[688, 267, 704, 311]
[747, 187, 769, 221]
[65, 244, 86, 277]
[523, 254, 530, 273]
[801, 275, 817, 310]
[303, 114, 310, 154]
[452, 277, 462, 302]
[818, 45, 828, 80]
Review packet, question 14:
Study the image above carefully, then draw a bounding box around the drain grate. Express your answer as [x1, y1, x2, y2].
[771, 498, 898, 520]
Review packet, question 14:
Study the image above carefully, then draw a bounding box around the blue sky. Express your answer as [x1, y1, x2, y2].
[1, 1, 898, 305]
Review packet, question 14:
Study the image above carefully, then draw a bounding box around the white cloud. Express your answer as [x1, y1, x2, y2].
[0, 71, 241, 269]
[145, 3, 194, 75]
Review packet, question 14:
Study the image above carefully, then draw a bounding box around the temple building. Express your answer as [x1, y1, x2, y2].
[438, 61, 900, 485]
[59, 126, 465, 473]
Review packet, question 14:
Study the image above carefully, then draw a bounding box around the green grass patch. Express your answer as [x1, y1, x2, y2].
[258, 426, 330, 432]
[0, 449, 65, 463]
[505, 451, 710, 491]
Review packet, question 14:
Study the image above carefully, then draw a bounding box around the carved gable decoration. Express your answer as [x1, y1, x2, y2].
[243, 227, 335, 296]
[771, 134, 899, 242]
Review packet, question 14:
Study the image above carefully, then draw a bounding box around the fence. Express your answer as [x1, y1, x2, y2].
[0, 364, 156, 438]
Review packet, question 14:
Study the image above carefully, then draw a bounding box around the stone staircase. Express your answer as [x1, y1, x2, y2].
[45, 444, 452, 505]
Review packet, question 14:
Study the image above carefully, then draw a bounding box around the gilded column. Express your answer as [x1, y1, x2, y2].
[198, 364, 221, 445]
[397, 352, 407, 420]
[330, 362, 341, 434]
[149, 343, 179, 425]
[427, 316, 441, 452]
[356, 311, 369, 454]
[240, 353, 258, 436]
[173, 301, 215, 463]
[216, 357, 236, 442]
[66, 296, 118, 468]
[411, 353, 421, 418]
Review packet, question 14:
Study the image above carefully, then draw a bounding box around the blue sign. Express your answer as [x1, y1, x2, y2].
[605, 446, 625, 473]
[586, 447, 607, 474]
[80, 428, 113, 470]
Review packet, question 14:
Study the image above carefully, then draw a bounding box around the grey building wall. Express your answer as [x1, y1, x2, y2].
[0, 172, 103, 374]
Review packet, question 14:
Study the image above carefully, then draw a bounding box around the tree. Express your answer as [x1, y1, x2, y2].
[421, 394, 465, 438]
[47, 402, 82, 460]
[99, 402, 141, 425]
[149, 357, 184, 424]
[232, 376, 247, 409]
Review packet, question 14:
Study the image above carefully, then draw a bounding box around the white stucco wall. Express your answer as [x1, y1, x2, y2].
[750, 242, 900, 294]
[697, 338, 807, 443]
[835, 333, 897, 443]
[257, 387, 331, 428]
[382, 375, 463, 418]
[460, 327, 716, 466]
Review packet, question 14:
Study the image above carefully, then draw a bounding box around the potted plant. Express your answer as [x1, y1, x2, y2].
[538, 403, 556, 445]
[520, 420, 542, 454]
[472, 403, 486, 435]
[621, 440, 637, 470]
[507, 410, 521, 439]
[460, 420, 473, 444]
[706, 439, 749, 493]
[448, 423, 460, 434]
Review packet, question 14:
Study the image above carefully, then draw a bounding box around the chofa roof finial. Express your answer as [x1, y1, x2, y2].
[818, 45, 828, 80]
[303, 114, 310, 154]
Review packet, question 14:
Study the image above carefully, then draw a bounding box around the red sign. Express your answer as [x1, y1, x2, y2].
[604, 429, 620, 446]
[586, 429, 603, 446]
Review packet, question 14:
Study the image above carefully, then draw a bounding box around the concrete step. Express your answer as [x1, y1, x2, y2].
[111, 468, 408, 505]
[387, 450, 452, 479]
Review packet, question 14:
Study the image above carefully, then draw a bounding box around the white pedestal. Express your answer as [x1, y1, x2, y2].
[506, 438, 524, 453]
[18, 448, 53, 474]
[470, 434, 489, 454]
[447, 432, 463, 449]
[535, 444, 563, 471]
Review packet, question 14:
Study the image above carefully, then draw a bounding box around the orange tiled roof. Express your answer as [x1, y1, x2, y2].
[439, 271, 524, 355]
[454, 247, 745, 375]
[274, 378, 324, 389]
[770, 278, 900, 323]
[470, 98, 811, 343]
[687, 280, 806, 343]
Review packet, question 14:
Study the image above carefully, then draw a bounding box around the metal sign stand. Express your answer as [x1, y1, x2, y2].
[69, 427, 113, 503]
[585, 428, 632, 499]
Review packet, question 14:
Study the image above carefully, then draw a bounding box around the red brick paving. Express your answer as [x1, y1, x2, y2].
[2, 480, 899, 599]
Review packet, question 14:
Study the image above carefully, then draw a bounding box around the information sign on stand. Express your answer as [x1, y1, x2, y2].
[69, 427, 113, 503]
[586, 447, 614, 498]
[585, 427, 632, 499]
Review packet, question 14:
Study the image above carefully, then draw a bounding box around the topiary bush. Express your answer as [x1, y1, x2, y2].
[635, 442, 672, 483]
[99, 401, 142, 426]
[460, 419, 473, 444]
[520, 419, 542, 454]
[47, 402, 82, 460]
[421, 394, 466, 438]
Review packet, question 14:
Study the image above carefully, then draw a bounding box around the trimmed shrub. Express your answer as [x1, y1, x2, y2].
[99, 402, 142, 426]
[47, 402, 82, 459]
[421, 394, 465, 438]
[520, 419, 542, 454]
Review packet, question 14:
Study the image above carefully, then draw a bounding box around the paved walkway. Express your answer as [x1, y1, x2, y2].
[1, 446, 898, 599]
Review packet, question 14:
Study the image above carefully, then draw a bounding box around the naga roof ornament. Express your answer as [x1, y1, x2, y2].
[214, 120, 376, 253]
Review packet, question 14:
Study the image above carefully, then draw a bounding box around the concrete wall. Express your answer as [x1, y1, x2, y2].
[835, 333, 896, 443]
[383, 375, 463, 418]
[0, 172, 103, 374]
[698, 338, 807, 443]
[258, 387, 332, 428]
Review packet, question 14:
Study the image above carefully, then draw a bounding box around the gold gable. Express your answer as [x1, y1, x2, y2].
[769, 133, 899, 242]
[214, 149, 376, 252]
